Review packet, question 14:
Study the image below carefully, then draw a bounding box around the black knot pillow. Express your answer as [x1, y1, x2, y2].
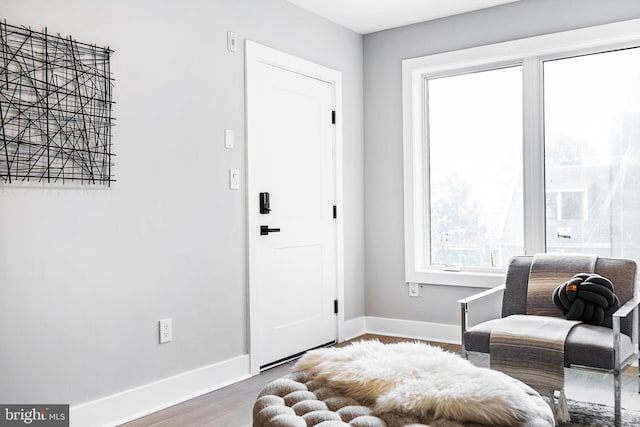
[552, 273, 620, 326]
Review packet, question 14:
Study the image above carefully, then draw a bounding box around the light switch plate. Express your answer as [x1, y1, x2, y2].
[227, 31, 237, 52]
[225, 129, 234, 149]
[229, 169, 240, 190]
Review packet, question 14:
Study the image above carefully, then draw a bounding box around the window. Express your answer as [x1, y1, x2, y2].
[544, 47, 640, 257]
[403, 18, 640, 287]
[427, 67, 524, 269]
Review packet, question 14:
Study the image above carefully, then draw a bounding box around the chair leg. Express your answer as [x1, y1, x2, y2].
[614, 369, 622, 427]
[460, 303, 468, 360]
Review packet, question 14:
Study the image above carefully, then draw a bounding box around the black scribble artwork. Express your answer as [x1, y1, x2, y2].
[0, 20, 115, 185]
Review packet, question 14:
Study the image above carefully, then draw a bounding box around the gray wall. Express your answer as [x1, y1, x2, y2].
[0, 0, 364, 405]
[363, 0, 640, 325]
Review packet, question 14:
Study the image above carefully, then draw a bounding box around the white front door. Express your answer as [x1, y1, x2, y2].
[246, 42, 339, 369]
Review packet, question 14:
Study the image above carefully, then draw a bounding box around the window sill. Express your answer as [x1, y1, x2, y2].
[406, 269, 506, 288]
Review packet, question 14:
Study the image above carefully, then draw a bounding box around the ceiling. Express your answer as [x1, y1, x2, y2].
[286, 0, 521, 34]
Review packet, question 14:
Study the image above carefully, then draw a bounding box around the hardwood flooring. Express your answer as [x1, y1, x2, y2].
[121, 334, 640, 427]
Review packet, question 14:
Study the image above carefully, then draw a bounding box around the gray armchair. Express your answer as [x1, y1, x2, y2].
[458, 255, 639, 427]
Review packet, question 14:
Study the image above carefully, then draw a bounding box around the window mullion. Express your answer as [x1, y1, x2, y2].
[522, 57, 546, 255]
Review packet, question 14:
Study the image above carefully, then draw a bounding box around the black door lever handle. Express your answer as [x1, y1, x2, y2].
[260, 225, 281, 235]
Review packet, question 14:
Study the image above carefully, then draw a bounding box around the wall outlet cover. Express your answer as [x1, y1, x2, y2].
[159, 318, 172, 344]
[408, 283, 420, 297]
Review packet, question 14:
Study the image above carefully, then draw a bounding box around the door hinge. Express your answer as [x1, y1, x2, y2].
[332, 205, 337, 219]
[331, 110, 336, 124]
[334, 299, 339, 314]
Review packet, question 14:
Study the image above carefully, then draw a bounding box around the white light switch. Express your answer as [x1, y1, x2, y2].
[225, 129, 234, 149]
[229, 169, 240, 190]
[227, 31, 237, 52]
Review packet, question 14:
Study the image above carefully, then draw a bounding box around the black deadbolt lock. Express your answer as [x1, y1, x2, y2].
[259, 192, 271, 214]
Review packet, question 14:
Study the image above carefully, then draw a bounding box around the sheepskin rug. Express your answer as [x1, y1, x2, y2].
[293, 340, 554, 427]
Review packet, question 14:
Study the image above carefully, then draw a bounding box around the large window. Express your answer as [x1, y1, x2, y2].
[427, 67, 524, 269]
[402, 19, 640, 287]
[544, 47, 640, 258]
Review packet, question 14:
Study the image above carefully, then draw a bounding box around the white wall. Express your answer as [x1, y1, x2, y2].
[0, 0, 364, 406]
[363, 0, 640, 325]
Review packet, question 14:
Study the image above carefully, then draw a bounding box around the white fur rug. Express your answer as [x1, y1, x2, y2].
[293, 340, 554, 427]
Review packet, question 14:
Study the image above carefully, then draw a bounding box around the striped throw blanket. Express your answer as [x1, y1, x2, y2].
[526, 254, 597, 316]
[490, 253, 596, 422]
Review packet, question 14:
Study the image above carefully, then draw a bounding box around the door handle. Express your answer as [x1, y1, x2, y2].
[260, 225, 281, 235]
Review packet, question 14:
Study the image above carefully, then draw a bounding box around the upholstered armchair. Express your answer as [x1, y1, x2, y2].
[458, 255, 639, 427]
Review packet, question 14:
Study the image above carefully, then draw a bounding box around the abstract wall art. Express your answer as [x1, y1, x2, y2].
[0, 20, 115, 185]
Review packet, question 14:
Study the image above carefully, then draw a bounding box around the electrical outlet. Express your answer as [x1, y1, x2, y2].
[159, 318, 172, 344]
[408, 283, 420, 297]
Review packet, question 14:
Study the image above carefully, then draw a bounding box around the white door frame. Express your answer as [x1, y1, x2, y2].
[245, 41, 345, 375]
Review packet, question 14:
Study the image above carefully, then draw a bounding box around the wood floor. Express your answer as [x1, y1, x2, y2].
[121, 334, 640, 427]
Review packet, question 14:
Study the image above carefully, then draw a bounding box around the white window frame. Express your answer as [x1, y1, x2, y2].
[402, 18, 640, 288]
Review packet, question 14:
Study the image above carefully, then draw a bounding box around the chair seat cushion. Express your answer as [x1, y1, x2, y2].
[465, 318, 635, 369]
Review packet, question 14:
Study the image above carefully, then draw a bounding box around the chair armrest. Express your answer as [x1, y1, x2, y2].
[612, 294, 640, 369]
[458, 285, 506, 354]
[457, 284, 506, 305]
[613, 294, 640, 319]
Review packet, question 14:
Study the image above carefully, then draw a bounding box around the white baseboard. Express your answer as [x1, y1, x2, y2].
[70, 355, 250, 427]
[70, 318, 459, 426]
[344, 316, 461, 345]
[342, 316, 366, 341]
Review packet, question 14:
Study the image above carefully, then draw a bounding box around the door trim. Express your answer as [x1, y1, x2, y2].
[245, 41, 344, 375]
